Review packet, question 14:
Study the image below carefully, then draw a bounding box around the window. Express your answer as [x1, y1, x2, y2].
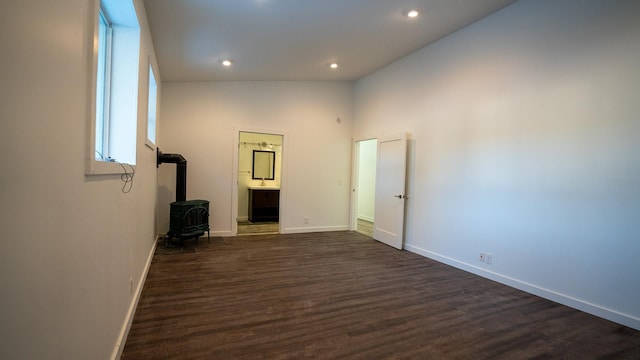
[88, 0, 140, 174]
[95, 7, 112, 161]
[146, 63, 157, 147]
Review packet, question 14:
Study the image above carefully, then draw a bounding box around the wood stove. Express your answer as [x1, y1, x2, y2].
[157, 148, 210, 244]
[168, 199, 210, 243]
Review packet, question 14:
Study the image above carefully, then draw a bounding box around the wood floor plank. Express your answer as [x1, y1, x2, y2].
[122, 232, 640, 359]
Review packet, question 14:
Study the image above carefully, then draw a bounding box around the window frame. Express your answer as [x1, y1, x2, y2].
[145, 59, 158, 149]
[95, 5, 113, 161]
[87, 0, 140, 175]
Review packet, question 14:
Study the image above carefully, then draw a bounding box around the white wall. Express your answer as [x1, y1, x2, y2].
[158, 81, 353, 235]
[354, 0, 640, 330]
[0, 1, 160, 358]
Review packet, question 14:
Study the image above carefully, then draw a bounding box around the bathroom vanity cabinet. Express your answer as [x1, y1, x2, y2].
[248, 188, 280, 222]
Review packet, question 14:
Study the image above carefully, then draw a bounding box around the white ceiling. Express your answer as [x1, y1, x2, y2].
[144, 0, 516, 82]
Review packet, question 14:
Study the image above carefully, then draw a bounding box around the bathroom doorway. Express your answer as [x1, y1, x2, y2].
[353, 138, 377, 237]
[236, 131, 284, 235]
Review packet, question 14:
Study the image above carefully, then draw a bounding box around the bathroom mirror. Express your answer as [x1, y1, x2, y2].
[252, 150, 275, 180]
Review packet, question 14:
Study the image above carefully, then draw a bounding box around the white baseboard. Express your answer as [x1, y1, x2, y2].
[167, 227, 351, 237]
[404, 243, 640, 331]
[281, 225, 350, 234]
[111, 236, 158, 360]
[237, 216, 248, 222]
[211, 230, 235, 237]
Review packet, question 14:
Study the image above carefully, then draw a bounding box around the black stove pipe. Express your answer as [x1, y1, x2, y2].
[157, 149, 187, 202]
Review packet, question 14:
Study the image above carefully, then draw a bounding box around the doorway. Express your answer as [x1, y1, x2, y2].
[237, 131, 284, 235]
[353, 139, 377, 237]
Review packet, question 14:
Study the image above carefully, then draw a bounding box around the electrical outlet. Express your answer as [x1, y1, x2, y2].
[304, 217, 309, 224]
[486, 254, 493, 265]
[479, 253, 486, 262]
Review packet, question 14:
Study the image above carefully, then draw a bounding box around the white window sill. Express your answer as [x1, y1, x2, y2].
[86, 159, 135, 175]
[145, 139, 156, 150]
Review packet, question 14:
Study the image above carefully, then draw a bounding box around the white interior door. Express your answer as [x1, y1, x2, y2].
[373, 133, 407, 249]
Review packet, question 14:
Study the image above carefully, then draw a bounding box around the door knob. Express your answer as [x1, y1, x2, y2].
[394, 194, 404, 199]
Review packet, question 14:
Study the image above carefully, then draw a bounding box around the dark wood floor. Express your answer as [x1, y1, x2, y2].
[122, 232, 640, 359]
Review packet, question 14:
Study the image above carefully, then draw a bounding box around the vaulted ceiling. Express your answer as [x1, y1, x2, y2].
[144, 0, 516, 82]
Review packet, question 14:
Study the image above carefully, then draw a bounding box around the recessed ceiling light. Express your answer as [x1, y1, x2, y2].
[222, 60, 233, 67]
[407, 9, 420, 18]
[330, 63, 338, 69]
